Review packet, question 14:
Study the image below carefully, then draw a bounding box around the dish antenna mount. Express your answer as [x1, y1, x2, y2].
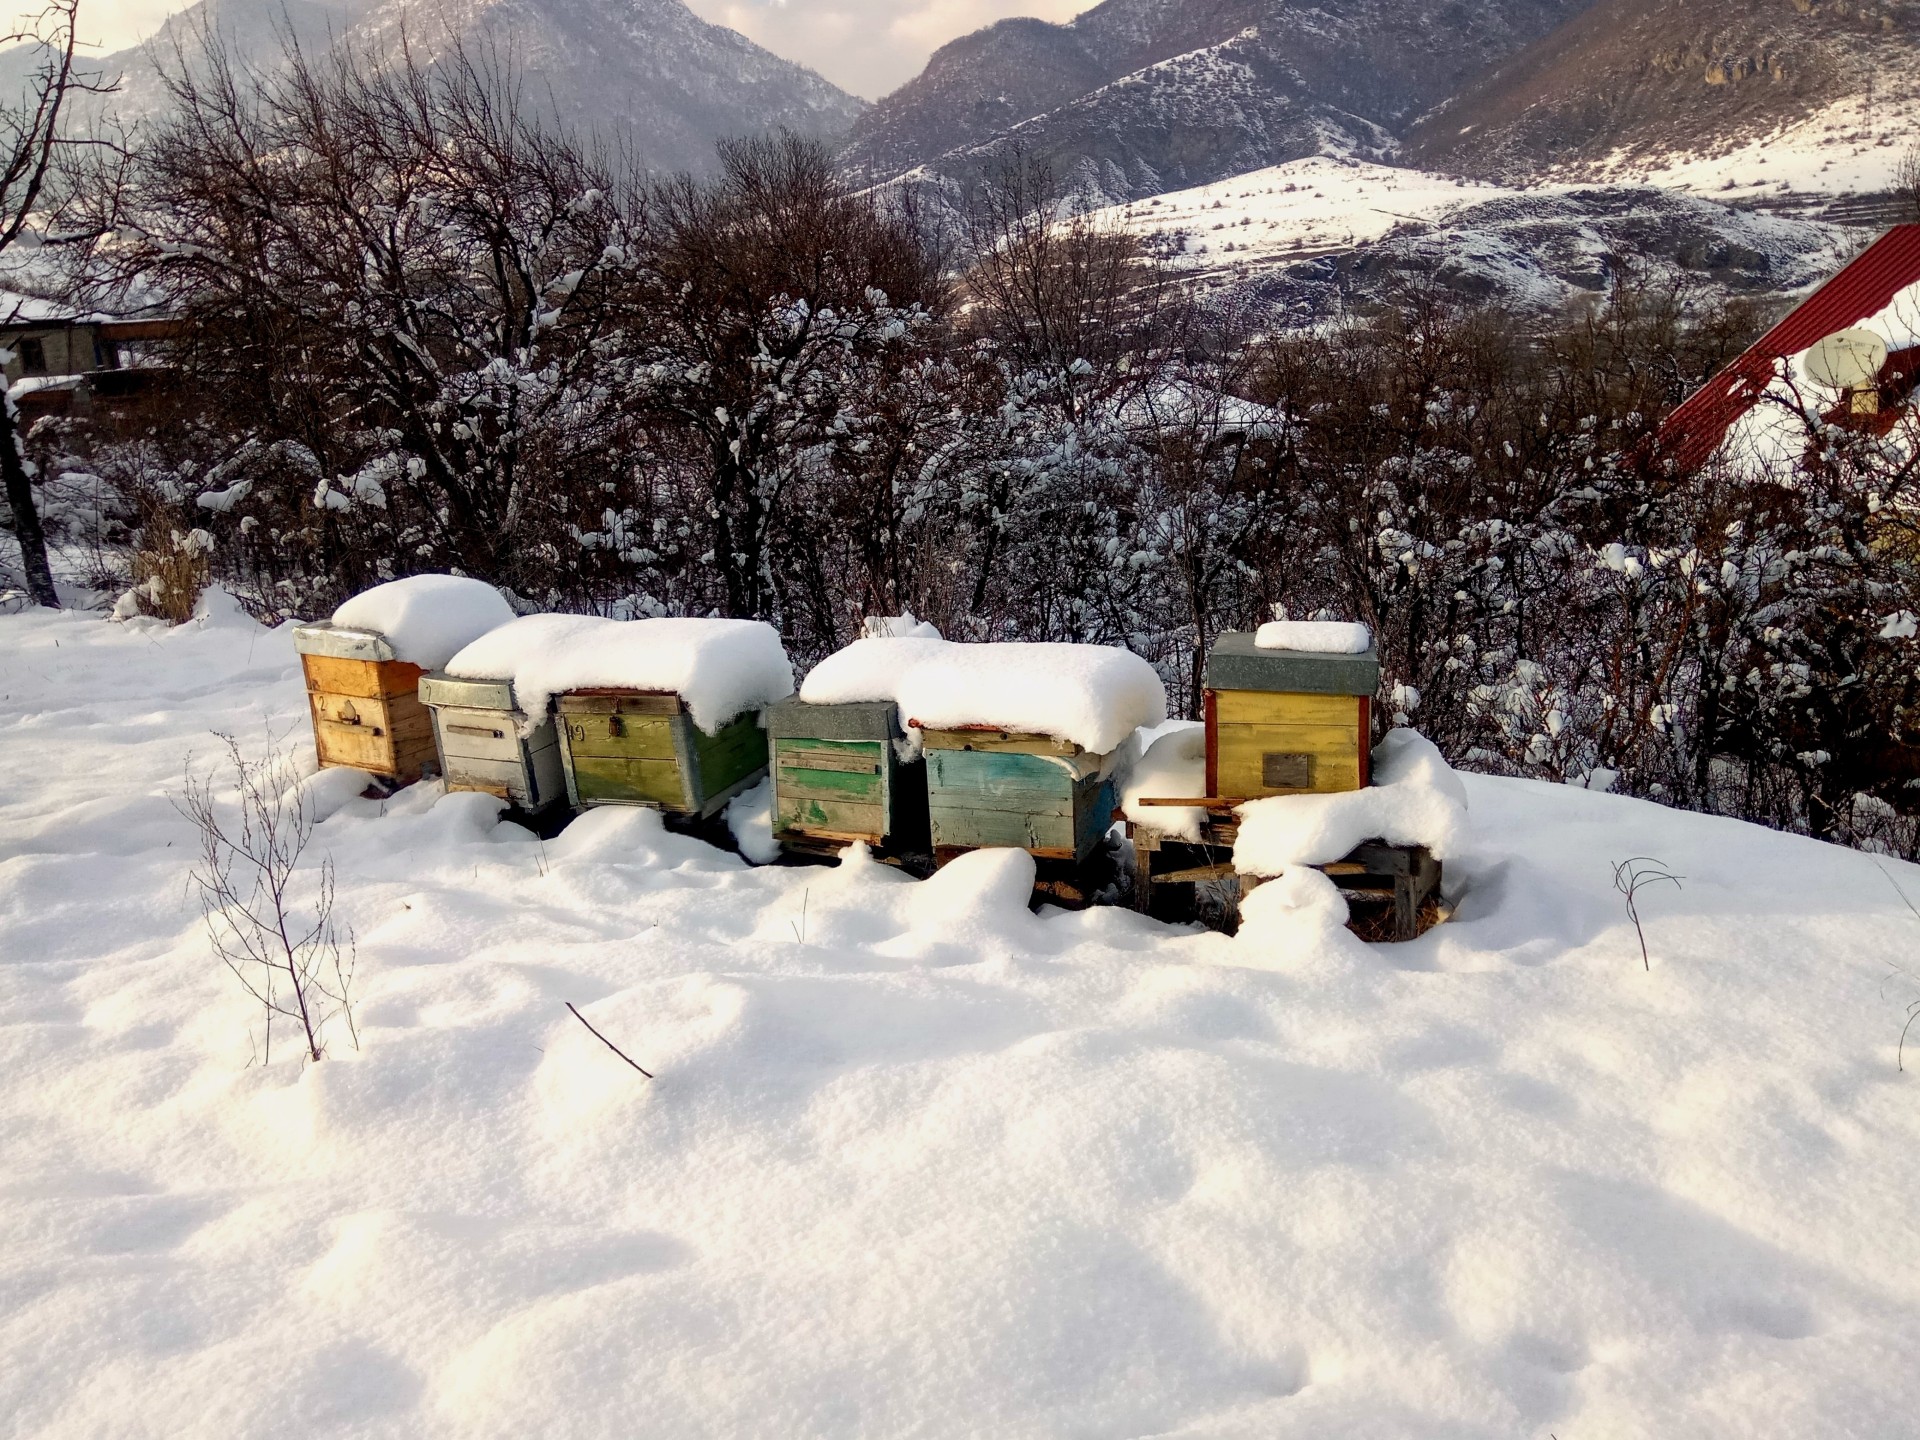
[1804, 327, 1889, 391]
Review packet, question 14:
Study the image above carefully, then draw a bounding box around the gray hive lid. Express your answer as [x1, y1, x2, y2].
[766, 696, 901, 743]
[1205, 632, 1379, 696]
[291, 622, 397, 663]
[419, 673, 519, 713]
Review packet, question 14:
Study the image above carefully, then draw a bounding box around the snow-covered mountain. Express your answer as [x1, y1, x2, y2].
[840, 0, 1591, 205]
[52, 0, 867, 174]
[1406, 0, 1920, 185]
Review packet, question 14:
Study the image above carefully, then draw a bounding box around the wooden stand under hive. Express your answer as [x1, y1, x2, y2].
[766, 698, 929, 861]
[1128, 809, 1444, 942]
[922, 727, 1120, 868]
[554, 690, 767, 818]
[291, 624, 437, 784]
[418, 674, 567, 815]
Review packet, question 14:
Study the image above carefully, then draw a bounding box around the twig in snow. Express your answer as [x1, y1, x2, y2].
[1875, 865, 1920, 1072]
[1612, 856, 1683, 971]
[566, 1002, 653, 1079]
[790, 887, 809, 945]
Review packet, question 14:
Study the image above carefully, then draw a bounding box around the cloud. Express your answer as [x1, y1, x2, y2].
[684, 0, 1094, 100]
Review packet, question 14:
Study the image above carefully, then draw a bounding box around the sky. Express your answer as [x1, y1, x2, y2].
[70, 0, 1097, 100]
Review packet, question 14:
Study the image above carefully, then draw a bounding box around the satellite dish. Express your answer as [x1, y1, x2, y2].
[1805, 328, 1889, 391]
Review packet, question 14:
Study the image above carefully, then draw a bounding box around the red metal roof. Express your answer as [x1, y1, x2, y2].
[1658, 223, 1920, 470]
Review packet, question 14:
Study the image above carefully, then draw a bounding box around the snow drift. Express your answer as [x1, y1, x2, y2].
[5, 605, 1920, 1440]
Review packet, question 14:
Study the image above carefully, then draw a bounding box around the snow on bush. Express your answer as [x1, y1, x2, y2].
[801, 637, 1165, 755]
[1253, 619, 1372, 653]
[447, 614, 794, 733]
[1234, 729, 1470, 876]
[331, 574, 516, 669]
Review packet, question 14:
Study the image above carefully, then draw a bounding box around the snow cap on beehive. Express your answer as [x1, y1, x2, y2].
[446, 614, 794, 735]
[317, 574, 517, 670]
[803, 637, 1166, 756]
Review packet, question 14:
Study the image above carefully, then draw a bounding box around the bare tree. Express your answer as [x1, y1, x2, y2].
[0, 0, 117, 609]
[1898, 139, 1920, 224]
[177, 732, 358, 1064]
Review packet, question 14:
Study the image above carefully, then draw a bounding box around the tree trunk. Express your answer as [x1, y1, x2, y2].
[0, 398, 56, 608]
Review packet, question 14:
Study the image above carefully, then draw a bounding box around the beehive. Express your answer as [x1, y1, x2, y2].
[418, 674, 567, 814]
[554, 690, 767, 817]
[1204, 633, 1379, 800]
[291, 624, 437, 783]
[921, 728, 1119, 863]
[766, 698, 928, 850]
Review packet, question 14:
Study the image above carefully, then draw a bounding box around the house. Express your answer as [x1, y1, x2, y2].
[0, 304, 180, 422]
[1658, 224, 1920, 471]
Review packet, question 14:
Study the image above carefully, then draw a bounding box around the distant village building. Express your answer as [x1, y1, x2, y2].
[1659, 223, 1920, 470]
[0, 302, 179, 423]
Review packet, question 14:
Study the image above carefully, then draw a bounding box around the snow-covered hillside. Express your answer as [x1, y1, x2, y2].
[5, 600, 1920, 1437]
[1095, 156, 1852, 321]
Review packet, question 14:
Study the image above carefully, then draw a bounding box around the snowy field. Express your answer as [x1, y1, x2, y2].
[1099, 156, 1520, 268]
[1614, 92, 1920, 204]
[6, 601, 1920, 1438]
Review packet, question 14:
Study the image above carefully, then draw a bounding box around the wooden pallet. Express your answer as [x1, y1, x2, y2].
[1127, 808, 1443, 942]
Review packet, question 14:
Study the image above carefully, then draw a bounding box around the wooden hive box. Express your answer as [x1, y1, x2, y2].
[766, 698, 928, 851]
[554, 690, 767, 818]
[1204, 633, 1379, 800]
[921, 728, 1119, 863]
[291, 623, 437, 783]
[418, 674, 567, 814]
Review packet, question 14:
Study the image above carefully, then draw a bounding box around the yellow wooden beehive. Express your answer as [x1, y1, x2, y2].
[291, 624, 438, 783]
[1204, 632, 1378, 799]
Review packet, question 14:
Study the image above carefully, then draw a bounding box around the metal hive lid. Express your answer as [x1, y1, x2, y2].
[1205, 632, 1380, 696]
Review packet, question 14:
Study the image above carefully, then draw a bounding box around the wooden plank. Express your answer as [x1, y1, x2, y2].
[774, 739, 883, 776]
[568, 753, 687, 808]
[1214, 690, 1366, 727]
[1073, 775, 1118, 859]
[919, 728, 1082, 757]
[777, 797, 886, 840]
[776, 767, 883, 804]
[692, 717, 768, 800]
[1156, 862, 1238, 884]
[302, 653, 422, 700]
[1216, 721, 1361, 756]
[1215, 724, 1363, 797]
[559, 691, 682, 716]
[432, 706, 522, 764]
[559, 713, 680, 761]
[928, 801, 1074, 853]
[443, 754, 528, 799]
[314, 719, 396, 772]
[925, 749, 1077, 817]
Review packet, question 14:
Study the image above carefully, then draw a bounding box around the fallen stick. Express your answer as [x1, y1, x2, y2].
[566, 1002, 654, 1079]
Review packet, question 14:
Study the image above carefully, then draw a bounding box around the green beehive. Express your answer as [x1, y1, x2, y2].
[418, 673, 567, 814]
[554, 690, 767, 818]
[766, 698, 928, 851]
[921, 728, 1120, 863]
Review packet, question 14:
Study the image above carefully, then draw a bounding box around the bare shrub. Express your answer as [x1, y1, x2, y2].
[126, 522, 211, 623]
[177, 732, 358, 1063]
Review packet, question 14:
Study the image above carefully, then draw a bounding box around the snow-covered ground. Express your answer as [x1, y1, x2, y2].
[1101, 156, 1521, 268]
[1612, 92, 1920, 205]
[7, 601, 1920, 1438]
